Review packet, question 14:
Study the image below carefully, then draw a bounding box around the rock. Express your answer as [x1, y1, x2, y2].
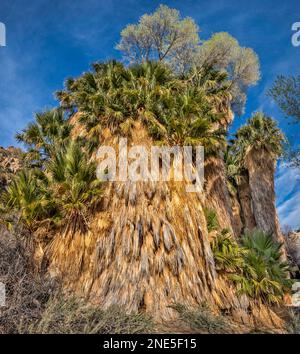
[286, 230, 300, 270]
[0, 146, 23, 191]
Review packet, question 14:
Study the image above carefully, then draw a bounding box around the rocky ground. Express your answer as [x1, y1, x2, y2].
[0, 146, 23, 191]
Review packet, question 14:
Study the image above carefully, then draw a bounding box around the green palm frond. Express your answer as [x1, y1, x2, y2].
[230, 112, 286, 166]
[212, 228, 292, 305]
[46, 141, 102, 232]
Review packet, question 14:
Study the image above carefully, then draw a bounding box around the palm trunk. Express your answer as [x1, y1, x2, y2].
[204, 154, 237, 236]
[245, 148, 287, 259]
[228, 185, 243, 237]
[237, 173, 257, 232]
[203, 105, 239, 237]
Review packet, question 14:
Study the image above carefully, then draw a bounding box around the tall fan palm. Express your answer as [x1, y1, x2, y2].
[230, 112, 287, 252]
[231, 112, 286, 163]
[0, 169, 54, 234]
[16, 108, 72, 164]
[46, 141, 102, 234]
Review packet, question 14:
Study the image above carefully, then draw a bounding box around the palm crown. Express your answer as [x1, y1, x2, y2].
[227, 112, 286, 176]
[56, 61, 230, 153]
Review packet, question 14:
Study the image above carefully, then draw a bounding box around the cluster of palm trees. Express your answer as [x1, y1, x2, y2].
[226, 113, 286, 245]
[0, 59, 291, 306]
[0, 140, 101, 236]
[1, 61, 230, 235]
[56, 60, 229, 151]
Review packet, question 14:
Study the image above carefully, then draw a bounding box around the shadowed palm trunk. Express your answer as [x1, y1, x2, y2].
[204, 155, 236, 235]
[204, 106, 238, 236]
[237, 173, 257, 232]
[245, 148, 287, 260]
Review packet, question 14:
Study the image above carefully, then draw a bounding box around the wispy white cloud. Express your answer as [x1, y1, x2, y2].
[276, 162, 300, 229]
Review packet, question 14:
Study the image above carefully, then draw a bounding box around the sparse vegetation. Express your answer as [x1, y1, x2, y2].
[0, 236, 55, 334]
[286, 310, 300, 334]
[22, 297, 154, 334]
[204, 207, 219, 233]
[170, 303, 232, 334]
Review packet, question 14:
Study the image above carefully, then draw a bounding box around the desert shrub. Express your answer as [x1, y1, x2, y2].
[285, 308, 300, 334]
[0, 231, 153, 334]
[23, 296, 154, 334]
[170, 303, 232, 334]
[0, 236, 55, 334]
[285, 310, 300, 334]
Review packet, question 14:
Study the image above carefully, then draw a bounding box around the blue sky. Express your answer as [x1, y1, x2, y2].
[0, 0, 300, 228]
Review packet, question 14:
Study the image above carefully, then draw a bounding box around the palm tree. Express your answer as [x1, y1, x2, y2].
[16, 108, 72, 165]
[225, 148, 256, 233]
[212, 229, 291, 305]
[46, 141, 102, 235]
[57, 61, 229, 151]
[239, 229, 291, 304]
[48, 61, 245, 320]
[61, 61, 236, 238]
[0, 169, 54, 235]
[180, 67, 238, 236]
[1, 140, 101, 237]
[230, 112, 287, 257]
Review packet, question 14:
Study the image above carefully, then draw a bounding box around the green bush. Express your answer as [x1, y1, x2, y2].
[211, 229, 292, 305]
[211, 229, 244, 272]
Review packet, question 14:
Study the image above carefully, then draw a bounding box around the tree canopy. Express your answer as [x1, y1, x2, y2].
[269, 75, 300, 123]
[117, 5, 260, 115]
[196, 32, 260, 115]
[269, 75, 300, 167]
[56, 60, 229, 153]
[227, 112, 286, 178]
[116, 4, 200, 74]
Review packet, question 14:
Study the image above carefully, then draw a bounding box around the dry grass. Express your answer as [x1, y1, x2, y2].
[0, 229, 154, 334]
[0, 234, 56, 334]
[170, 303, 232, 334]
[285, 309, 300, 334]
[22, 296, 154, 334]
